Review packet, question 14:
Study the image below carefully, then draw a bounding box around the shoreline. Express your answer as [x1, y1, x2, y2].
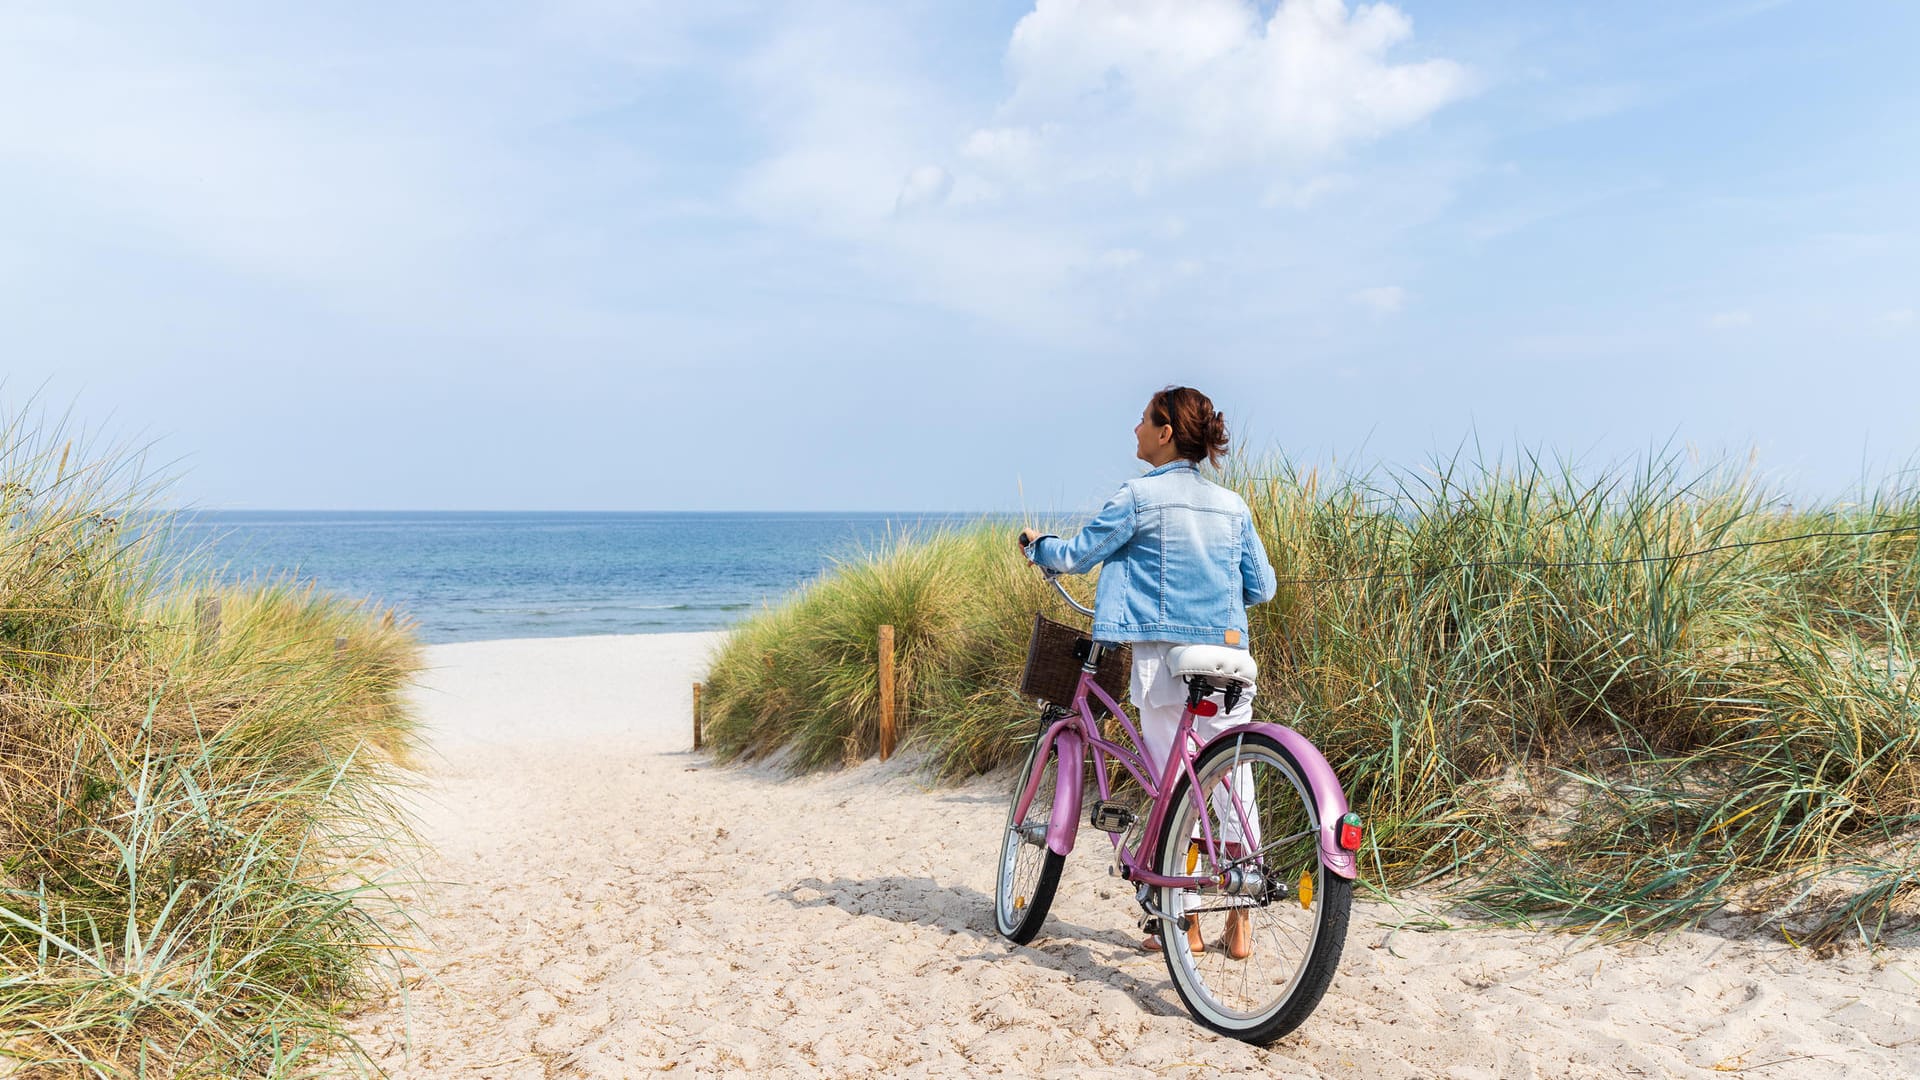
[412, 625, 743, 647]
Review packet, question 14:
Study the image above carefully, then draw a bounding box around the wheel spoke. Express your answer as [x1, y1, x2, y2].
[1244, 828, 1315, 858]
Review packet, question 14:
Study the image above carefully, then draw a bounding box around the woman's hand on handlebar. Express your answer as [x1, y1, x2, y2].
[1018, 528, 1042, 549]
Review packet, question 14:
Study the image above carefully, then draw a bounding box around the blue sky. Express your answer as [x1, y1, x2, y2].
[4, 0, 1915, 512]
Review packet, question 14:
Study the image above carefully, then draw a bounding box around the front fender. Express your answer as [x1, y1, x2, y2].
[1045, 729, 1085, 857]
[1209, 722, 1357, 880]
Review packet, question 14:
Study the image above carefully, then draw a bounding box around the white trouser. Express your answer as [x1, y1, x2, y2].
[1130, 642, 1261, 848]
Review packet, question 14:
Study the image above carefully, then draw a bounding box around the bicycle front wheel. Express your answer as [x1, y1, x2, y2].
[994, 732, 1066, 944]
[1153, 731, 1351, 1043]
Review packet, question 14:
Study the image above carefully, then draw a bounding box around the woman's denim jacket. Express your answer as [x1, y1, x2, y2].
[1025, 461, 1277, 647]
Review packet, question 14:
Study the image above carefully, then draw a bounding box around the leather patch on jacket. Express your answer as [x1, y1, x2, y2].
[1224, 629, 1241, 645]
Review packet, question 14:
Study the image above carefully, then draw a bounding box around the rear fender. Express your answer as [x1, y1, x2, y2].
[1208, 722, 1357, 880]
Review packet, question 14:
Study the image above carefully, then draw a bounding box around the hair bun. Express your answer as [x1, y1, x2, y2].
[1151, 386, 1231, 467]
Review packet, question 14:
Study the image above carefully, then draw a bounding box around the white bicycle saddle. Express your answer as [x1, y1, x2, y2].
[1166, 644, 1258, 689]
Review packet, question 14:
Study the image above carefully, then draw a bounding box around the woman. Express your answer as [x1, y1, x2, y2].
[1018, 386, 1276, 958]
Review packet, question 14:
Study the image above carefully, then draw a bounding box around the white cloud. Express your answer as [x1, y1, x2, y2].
[1355, 285, 1407, 314]
[983, 0, 1472, 184]
[733, 15, 963, 225]
[723, 1, 1467, 343]
[962, 126, 1044, 173]
[1706, 310, 1753, 329]
[895, 165, 954, 213]
[1883, 307, 1915, 327]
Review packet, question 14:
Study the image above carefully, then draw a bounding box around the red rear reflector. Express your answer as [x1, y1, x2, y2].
[1191, 699, 1219, 717]
[1337, 813, 1363, 851]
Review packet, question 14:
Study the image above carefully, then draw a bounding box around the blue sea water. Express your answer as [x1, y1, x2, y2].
[167, 511, 1004, 644]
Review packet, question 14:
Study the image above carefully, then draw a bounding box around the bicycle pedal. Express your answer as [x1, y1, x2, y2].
[1090, 801, 1135, 834]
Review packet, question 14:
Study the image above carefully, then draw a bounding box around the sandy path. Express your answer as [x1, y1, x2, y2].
[350, 634, 1920, 1078]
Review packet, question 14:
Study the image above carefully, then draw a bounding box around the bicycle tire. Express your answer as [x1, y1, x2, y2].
[994, 733, 1066, 945]
[1152, 731, 1351, 1043]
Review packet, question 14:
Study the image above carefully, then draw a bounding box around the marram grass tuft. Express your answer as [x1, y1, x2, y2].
[0, 413, 422, 1077]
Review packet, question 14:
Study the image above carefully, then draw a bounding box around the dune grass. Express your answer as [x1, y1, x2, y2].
[0, 418, 421, 1077]
[703, 450, 1920, 945]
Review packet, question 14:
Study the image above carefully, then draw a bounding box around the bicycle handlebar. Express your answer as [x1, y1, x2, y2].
[1020, 530, 1096, 618]
[1044, 571, 1096, 618]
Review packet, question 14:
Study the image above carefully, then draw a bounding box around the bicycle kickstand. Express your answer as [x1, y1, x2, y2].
[1136, 883, 1189, 934]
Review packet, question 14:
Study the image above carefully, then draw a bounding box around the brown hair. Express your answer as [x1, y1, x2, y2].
[1148, 386, 1230, 467]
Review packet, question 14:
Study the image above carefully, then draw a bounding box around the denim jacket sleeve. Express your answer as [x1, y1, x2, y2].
[1026, 486, 1137, 575]
[1241, 509, 1277, 605]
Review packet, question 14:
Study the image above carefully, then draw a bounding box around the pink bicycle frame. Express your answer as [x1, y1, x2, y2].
[1010, 661, 1358, 886]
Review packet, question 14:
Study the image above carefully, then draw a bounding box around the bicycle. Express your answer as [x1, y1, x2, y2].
[993, 569, 1363, 1044]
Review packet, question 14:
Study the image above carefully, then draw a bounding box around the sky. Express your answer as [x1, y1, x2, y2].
[3, 0, 1916, 512]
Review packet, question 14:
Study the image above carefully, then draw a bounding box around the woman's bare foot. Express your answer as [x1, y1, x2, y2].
[1224, 908, 1251, 960]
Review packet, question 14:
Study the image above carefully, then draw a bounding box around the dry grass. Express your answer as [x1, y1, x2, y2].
[0, 417, 422, 1077]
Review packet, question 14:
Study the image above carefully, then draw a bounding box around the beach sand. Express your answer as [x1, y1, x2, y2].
[349, 633, 1920, 1078]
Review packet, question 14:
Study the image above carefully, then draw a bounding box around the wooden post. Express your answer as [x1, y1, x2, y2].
[692, 682, 704, 751]
[878, 624, 896, 761]
[195, 596, 221, 655]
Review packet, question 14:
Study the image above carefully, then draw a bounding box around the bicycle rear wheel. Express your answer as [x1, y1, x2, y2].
[994, 732, 1066, 944]
[1152, 731, 1351, 1043]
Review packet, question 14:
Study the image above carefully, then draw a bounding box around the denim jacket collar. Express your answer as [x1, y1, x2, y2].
[1142, 460, 1199, 478]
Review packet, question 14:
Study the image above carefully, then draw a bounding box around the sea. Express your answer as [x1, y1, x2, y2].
[166, 511, 1009, 644]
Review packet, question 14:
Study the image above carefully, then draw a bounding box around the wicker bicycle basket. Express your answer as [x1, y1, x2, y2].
[1019, 613, 1131, 716]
